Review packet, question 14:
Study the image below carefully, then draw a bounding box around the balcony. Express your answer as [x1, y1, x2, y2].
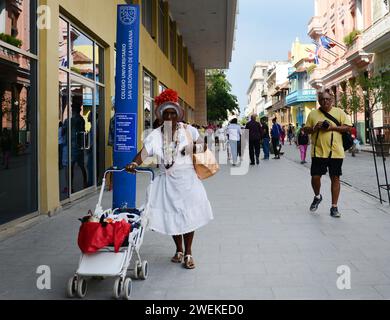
[286, 89, 317, 106]
[363, 13, 390, 53]
[345, 35, 371, 66]
[308, 68, 325, 89]
[308, 16, 322, 38]
[0, 45, 20, 65]
[269, 97, 286, 113]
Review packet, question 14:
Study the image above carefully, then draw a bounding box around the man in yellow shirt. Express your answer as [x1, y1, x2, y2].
[304, 90, 352, 218]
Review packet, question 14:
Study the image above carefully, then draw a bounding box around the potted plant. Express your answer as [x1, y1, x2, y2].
[343, 29, 361, 47]
[0, 33, 22, 48]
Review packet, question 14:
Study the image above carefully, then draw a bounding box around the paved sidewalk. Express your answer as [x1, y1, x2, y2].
[1, 152, 390, 300]
[282, 143, 387, 202]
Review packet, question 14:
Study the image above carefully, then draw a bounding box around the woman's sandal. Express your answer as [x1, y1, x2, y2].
[171, 252, 184, 263]
[183, 255, 195, 269]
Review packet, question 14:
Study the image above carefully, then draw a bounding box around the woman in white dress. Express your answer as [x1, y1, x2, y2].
[126, 89, 213, 269]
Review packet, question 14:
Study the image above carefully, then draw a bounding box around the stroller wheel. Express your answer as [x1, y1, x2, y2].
[133, 261, 141, 279]
[122, 278, 132, 300]
[139, 261, 148, 280]
[113, 277, 123, 299]
[76, 278, 87, 298]
[66, 276, 77, 298]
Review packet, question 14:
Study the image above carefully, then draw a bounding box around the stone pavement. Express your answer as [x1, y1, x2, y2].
[282, 143, 388, 202]
[1, 149, 390, 300]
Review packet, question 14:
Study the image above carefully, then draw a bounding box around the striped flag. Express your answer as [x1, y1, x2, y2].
[320, 35, 337, 49]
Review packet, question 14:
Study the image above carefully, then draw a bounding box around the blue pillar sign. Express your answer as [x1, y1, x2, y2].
[115, 113, 137, 152]
[113, 5, 140, 209]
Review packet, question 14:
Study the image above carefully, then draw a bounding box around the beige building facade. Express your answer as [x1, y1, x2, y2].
[0, 0, 237, 228]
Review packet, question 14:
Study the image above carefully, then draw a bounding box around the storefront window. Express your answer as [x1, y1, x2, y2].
[70, 26, 94, 80]
[169, 18, 176, 67]
[143, 71, 154, 130]
[158, 0, 167, 55]
[0, 0, 37, 54]
[159, 82, 167, 94]
[0, 50, 38, 224]
[0, 0, 37, 225]
[59, 18, 69, 68]
[59, 70, 69, 200]
[142, 0, 153, 37]
[58, 17, 106, 200]
[95, 44, 104, 84]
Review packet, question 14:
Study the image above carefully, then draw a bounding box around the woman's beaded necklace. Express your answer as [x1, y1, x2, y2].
[162, 123, 180, 169]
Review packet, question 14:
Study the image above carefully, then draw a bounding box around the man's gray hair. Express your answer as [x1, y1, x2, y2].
[317, 88, 334, 100]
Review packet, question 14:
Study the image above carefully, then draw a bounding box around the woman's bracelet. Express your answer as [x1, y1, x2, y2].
[130, 162, 138, 167]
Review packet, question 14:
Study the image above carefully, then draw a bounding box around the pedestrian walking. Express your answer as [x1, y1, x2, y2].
[304, 89, 352, 218]
[261, 118, 270, 160]
[271, 118, 282, 159]
[227, 118, 242, 166]
[297, 125, 309, 164]
[245, 115, 262, 165]
[280, 125, 286, 146]
[126, 89, 213, 269]
[215, 124, 226, 151]
[205, 123, 215, 150]
[287, 124, 295, 145]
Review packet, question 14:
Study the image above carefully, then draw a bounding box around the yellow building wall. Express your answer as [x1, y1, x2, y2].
[38, 0, 197, 215]
[291, 40, 316, 67]
[291, 107, 297, 125]
[304, 102, 317, 123]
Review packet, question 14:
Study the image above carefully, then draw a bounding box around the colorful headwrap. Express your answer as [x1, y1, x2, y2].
[154, 89, 184, 121]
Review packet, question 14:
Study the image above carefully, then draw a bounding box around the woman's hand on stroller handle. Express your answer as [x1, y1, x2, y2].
[125, 162, 138, 174]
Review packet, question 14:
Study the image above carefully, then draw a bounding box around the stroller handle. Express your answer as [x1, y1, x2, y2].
[135, 167, 155, 181]
[104, 166, 155, 181]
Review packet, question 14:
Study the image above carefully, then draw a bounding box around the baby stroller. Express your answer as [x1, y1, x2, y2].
[66, 167, 154, 300]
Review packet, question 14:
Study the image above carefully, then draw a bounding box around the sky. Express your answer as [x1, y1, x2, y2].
[226, 0, 314, 116]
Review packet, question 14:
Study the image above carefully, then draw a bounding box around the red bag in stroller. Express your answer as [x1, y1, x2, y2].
[78, 220, 131, 254]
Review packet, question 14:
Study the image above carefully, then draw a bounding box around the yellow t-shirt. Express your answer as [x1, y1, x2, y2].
[306, 107, 352, 159]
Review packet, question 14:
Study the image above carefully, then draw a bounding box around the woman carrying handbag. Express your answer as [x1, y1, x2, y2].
[126, 89, 216, 269]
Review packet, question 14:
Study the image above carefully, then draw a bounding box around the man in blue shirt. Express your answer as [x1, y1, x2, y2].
[271, 117, 282, 159]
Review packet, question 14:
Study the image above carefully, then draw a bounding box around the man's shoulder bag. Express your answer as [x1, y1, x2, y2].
[319, 108, 353, 151]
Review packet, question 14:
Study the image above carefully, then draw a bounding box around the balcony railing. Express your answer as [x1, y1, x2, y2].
[270, 97, 286, 112]
[308, 16, 322, 37]
[363, 12, 390, 52]
[0, 45, 20, 65]
[286, 89, 317, 106]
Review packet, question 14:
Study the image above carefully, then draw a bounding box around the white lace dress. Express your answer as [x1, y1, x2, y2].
[143, 124, 214, 235]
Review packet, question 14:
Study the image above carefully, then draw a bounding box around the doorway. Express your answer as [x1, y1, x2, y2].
[59, 76, 97, 200]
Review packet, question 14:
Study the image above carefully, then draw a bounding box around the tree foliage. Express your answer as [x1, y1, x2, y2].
[338, 73, 390, 128]
[207, 70, 239, 122]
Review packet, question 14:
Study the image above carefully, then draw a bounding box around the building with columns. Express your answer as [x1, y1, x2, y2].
[307, 0, 378, 143]
[0, 0, 237, 228]
[362, 0, 390, 129]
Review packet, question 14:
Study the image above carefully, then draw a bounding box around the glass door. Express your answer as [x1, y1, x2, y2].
[59, 71, 70, 200]
[68, 80, 96, 195]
